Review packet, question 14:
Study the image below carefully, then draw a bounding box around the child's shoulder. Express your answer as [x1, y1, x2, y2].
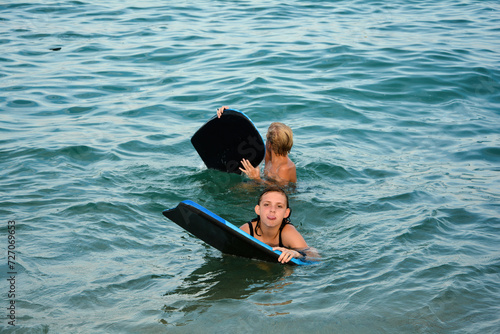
[239, 221, 251, 233]
[286, 158, 296, 169]
[281, 223, 308, 248]
[278, 159, 297, 182]
[282, 222, 299, 234]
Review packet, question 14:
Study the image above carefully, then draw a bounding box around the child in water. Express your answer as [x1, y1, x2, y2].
[240, 186, 315, 264]
[217, 106, 297, 185]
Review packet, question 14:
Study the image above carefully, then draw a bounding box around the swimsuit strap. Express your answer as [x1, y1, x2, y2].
[248, 220, 290, 247]
[247, 221, 254, 237]
[278, 221, 291, 248]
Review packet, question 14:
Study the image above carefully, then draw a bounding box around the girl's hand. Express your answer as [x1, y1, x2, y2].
[273, 247, 300, 264]
[217, 106, 229, 118]
[239, 159, 261, 180]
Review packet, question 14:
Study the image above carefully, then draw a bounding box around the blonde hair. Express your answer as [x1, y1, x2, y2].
[266, 122, 293, 156]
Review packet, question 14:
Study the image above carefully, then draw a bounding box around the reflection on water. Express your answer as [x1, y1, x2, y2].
[2, 0, 499, 332]
[160, 254, 294, 326]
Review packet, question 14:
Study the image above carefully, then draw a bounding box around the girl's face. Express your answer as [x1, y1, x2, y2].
[254, 191, 290, 229]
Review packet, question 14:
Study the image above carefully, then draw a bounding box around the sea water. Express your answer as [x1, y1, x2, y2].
[1, 0, 499, 333]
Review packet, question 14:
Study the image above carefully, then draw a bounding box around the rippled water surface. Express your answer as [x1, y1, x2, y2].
[1, 0, 500, 333]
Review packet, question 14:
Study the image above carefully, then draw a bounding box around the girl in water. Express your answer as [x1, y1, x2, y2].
[217, 106, 297, 185]
[240, 186, 315, 264]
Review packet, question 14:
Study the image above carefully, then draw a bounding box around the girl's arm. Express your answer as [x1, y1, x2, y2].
[272, 225, 309, 263]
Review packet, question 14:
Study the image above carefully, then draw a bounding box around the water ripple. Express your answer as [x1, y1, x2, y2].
[2, 0, 500, 333]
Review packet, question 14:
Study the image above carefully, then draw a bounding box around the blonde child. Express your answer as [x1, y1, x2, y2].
[217, 106, 297, 185]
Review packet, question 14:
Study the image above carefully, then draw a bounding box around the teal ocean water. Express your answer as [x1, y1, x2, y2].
[1, 0, 500, 333]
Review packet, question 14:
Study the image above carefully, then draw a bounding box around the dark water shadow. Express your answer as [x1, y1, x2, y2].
[160, 254, 293, 326]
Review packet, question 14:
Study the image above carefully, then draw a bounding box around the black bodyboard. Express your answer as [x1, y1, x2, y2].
[162, 200, 310, 265]
[191, 109, 265, 174]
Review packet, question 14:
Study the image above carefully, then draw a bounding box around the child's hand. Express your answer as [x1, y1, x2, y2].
[239, 159, 260, 180]
[273, 247, 300, 264]
[217, 106, 229, 118]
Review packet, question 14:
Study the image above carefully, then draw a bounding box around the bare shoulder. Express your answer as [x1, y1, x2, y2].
[282, 223, 298, 233]
[281, 224, 308, 248]
[240, 222, 250, 233]
[277, 159, 297, 183]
